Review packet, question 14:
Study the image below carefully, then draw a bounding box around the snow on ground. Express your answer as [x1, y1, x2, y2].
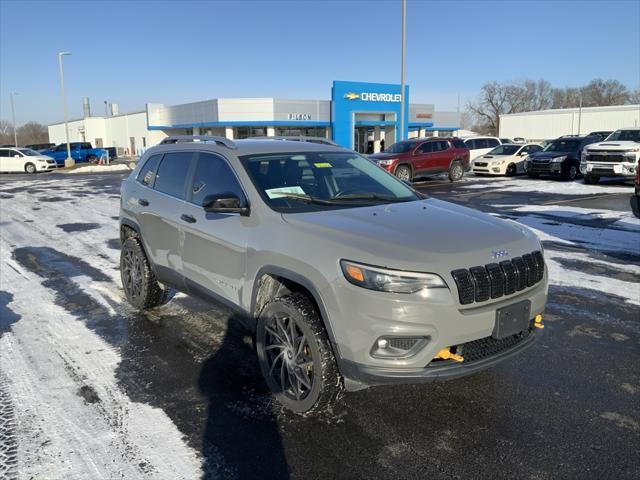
[0, 176, 201, 479]
[461, 176, 633, 195]
[66, 164, 131, 174]
[491, 203, 640, 306]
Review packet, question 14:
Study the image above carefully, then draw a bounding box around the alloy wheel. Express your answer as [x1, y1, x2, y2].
[122, 248, 143, 299]
[263, 313, 315, 401]
[395, 166, 411, 182]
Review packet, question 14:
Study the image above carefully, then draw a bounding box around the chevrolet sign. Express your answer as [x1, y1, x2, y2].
[344, 92, 402, 102]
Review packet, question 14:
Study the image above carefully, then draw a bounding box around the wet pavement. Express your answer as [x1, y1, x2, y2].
[1, 172, 639, 479]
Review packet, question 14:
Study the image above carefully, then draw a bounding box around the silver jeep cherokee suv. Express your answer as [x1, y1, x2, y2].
[119, 135, 548, 414]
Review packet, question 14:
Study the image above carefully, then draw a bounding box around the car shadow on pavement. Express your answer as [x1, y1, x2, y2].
[198, 318, 290, 480]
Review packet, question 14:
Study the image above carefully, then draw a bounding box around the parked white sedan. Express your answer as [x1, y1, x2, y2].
[0, 147, 57, 173]
[472, 143, 543, 176]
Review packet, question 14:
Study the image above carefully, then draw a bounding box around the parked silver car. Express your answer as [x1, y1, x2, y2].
[119, 135, 548, 414]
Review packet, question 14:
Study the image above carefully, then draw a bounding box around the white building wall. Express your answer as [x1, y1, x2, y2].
[48, 111, 165, 157]
[500, 104, 640, 141]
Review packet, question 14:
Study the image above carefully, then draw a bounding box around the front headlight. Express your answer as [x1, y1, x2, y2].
[340, 260, 447, 293]
[551, 155, 567, 163]
[377, 159, 397, 166]
[623, 149, 640, 156]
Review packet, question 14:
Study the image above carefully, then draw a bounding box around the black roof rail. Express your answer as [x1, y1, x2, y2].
[159, 135, 236, 149]
[246, 136, 338, 146]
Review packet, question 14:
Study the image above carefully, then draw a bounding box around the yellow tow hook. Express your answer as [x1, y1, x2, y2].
[434, 347, 464, 363]
[534, 314, 544, 329]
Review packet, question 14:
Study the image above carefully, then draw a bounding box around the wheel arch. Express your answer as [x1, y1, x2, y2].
[251, 266, 338, 348]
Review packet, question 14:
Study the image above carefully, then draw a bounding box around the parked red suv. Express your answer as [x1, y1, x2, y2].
[369, 137, 470, 182]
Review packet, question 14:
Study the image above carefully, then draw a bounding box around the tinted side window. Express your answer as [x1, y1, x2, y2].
[452, 139, 466, 148]
[417, 142, 433, 154]
[436, 141, 449, 151]
[190, 153, 244, 206]
[465, 139, 476, 149]
[0, 150, 9, 157]
[154, 152, 193, 199]
[137, 154, 163, 187]
[55, 144, 67, 152]
[487, 138, 500, 148]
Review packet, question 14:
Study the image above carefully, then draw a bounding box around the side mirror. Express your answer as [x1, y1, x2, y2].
[203, 192, 249, 216]
[14, 155, 20, 158]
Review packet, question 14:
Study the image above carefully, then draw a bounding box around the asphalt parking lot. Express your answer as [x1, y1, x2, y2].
[1, 171, 639, 479]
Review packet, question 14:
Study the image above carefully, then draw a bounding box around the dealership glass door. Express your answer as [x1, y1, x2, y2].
[354, 127, 369, 154]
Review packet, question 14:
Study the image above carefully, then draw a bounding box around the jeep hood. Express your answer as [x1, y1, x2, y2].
[281, 199, 540, 272]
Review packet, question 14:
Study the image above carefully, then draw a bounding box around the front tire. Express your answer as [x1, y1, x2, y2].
[584, 174, 600, 184]
[87, 155, 98, 164]
[120, 237, 169, 310]
[24, 163, 36, 174]
[394, 165, 412, 182]
[506, 163, 517, 176]
[256, 293, 341, 415]
[563, 164, 579, 181]
[448, 160, 464, 182]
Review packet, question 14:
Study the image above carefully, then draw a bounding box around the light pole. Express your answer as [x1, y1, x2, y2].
[58, 51, 74, 167]
[399, 0, 407, 142]
[10, 92, 18, 147]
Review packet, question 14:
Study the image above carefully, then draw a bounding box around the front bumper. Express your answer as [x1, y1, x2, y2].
[341, 325, 540, 387]
[580, 162, 636, 178]
[37, 162, 58, 171]
[322, 270, 548, 389]
[473, 162, 505, 175]
[527, 161, 563, 175]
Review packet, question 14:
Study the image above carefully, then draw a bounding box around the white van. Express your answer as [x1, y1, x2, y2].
[0, 148, 57, 174]
[464, 136, 502, 161]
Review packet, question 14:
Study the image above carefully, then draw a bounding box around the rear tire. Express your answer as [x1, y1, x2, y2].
[256, 293, 342, 415]
[584, 174, 600, 184]
[24, 163, 36, 174]
[394, 165, 412, 182]
[448, 160, 464, 182]
[87, 155, 97, 164]
[120, 237, 169, 310]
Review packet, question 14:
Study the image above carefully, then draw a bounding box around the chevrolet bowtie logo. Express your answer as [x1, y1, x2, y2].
[344, 92, 360, 100]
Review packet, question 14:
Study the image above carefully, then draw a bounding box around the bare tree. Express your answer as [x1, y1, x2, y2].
[630, 89, 640, 104]
[580, 79, 630, 107]
[0, 120, 14, 145]
[17, 122, 49, 146]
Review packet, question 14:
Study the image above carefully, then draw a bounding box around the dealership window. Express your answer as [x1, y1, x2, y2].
[235, 127, 266, 139]
[275, 127, 327, 138]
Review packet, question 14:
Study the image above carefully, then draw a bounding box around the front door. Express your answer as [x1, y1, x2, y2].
[181, 152, 250, 305]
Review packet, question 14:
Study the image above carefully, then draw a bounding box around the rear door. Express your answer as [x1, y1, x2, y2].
[180, 152, 250, 305]
[433, 140, 452, 172]
[136, 151, 195, 286]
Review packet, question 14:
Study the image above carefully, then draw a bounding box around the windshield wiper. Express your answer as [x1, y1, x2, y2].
[273, 193, 344, 205]
[331, 193, 416, 203]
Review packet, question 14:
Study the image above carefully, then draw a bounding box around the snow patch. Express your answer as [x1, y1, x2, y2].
[67, 164, 131, 174]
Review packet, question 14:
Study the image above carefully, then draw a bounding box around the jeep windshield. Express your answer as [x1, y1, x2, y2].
[606, 130, 640, 142]
[241, 151, 420, 212]
[543, 139, 581, 153]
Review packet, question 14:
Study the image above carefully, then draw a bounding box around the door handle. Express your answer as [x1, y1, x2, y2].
[138, 198, 149, 206]
[181, 214, 197, 224]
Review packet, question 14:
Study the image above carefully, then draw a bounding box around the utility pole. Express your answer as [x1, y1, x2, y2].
[399, 0, 407, 142]
[577, 94, 583, 135]
[58, 51, 74, 167]
[10, 92, 18, 146]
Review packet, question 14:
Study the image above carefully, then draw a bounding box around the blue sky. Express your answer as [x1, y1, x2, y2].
[1, 0, 639, 125]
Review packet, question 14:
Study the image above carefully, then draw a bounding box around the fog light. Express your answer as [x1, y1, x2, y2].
[371, 336, 428, 359]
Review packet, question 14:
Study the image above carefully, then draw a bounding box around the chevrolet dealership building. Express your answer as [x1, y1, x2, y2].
[48, 81, 461, 155]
